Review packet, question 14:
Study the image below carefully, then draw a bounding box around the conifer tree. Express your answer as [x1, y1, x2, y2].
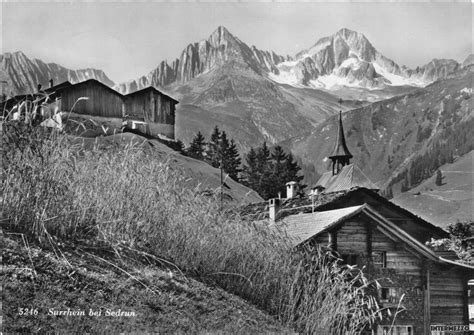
[206, 126, 221, 168]
[219, 131, 230, 160]
[256, 142, 273, 199]
[242, 143, 305, 200]
[270, 145, 288, 197]
[284, 153, 304, 185]
[242, 148, 259, 191]
[256, 142, 271, 172]
[175, 139, 185, 154]
[224, 139, 241, 181]
[435, 169, 443, 186]
[186, 131, 206, 159]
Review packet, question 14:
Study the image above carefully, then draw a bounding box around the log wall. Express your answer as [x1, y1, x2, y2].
[61, 82, 123, 118]
[124, 90, 176, 139]
[328, 214, 426, 333]
[429, 263, 469, 325]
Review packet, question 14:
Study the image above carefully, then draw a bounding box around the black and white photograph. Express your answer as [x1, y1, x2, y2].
[1, 1, 473, 334]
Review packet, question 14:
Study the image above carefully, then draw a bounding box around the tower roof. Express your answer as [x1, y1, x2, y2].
[328, 111, 353, 159]
[314, 164, 378, 193]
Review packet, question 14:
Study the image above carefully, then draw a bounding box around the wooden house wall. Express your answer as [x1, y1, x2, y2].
[325, 215, 426, 278]
[336, 220, 368, 256]
[321, 213, 471, 333]
[325, 214, 427, 333]
[313, 233, 329, 245]
[61, 82, 123, 118]
[300, 208, 470, 334]
[429, 263, 469, 325]
[372, 228, 425, 282]
[124, 91, 176, 139]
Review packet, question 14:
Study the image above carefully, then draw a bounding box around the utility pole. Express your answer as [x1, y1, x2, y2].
[1, 80, 8, 119]
[220, 157, 223, 212]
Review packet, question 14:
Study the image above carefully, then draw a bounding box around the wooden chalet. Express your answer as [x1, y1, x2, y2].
[242, 187, 473, 334]
[241, 109, 473, 334]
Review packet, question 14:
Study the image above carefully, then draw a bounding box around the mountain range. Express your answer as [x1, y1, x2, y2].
[1, 26, 472, 225]
[0, 51, 114, 95]
[116, 27, 464, 95]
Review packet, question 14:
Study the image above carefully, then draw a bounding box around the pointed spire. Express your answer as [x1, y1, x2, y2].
[329, 111, 353, 159]
[328, 106, 353, 175]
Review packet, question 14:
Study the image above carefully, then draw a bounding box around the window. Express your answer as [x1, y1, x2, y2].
[377, 325, 413, 335]
[379, 287, 399, 304]
[414, 286, 423, 296]
[373, 251, 387, 267]
[342, 254, 358, 266]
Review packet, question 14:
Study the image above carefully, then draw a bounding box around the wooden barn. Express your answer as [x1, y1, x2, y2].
[2, 79, 179, 139]
[1, 81, 73, 120]
[59, 79, 124, 118]
[124, 86, 178, 139]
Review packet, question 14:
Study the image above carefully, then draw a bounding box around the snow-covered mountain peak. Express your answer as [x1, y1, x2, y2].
[112, 26, 462, 95]
[269, 28, 460, 91]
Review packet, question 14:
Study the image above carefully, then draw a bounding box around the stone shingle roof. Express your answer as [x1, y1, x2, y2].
[278, 205, 365, 247]
[239, 187, 449, 240]
[239, 190, 349, 221]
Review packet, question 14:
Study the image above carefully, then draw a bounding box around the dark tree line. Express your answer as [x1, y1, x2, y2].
[185, 127, 306, 199]
[186, 126, 241, 181]
[241, 142, 305, 200]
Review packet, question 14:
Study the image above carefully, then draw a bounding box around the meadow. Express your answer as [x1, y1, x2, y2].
[1, 122, 382, 334]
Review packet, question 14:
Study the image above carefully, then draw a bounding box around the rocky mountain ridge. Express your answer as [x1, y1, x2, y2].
[270, 28, 464, 90]
[116, 26, 289, 94]
[117, 27, 467, 94]
[0, 51, 114, 96]
[2, 27, 469, 99]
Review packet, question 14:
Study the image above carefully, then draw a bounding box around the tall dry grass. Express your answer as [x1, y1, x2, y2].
[1, 123, 382, 334]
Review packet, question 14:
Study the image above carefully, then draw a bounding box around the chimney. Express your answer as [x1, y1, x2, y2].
[269, 198, 280, 222]
[286, 181, 298, 199]
[313, 185, 325, 196]
[37, 83, 42, 92]
[49, 79, 54, 88]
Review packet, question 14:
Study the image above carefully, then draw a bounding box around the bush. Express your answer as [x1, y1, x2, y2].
[1, 124, 381, 334]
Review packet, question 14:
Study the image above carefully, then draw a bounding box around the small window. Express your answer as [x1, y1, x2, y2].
[342, 254, 358, 266]
[414, 286, 423, 296]
[373, 251, 386, 267]
[379, 287, 399, 304]
[380, 288, 389, 301]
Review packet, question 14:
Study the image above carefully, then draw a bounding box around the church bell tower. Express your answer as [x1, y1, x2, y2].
[328, 109, 353, 176]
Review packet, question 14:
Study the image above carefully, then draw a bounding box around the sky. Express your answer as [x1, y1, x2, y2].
[2, 1, 472, 83]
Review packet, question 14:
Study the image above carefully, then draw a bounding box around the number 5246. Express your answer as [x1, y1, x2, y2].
[18, 308, 38, 316]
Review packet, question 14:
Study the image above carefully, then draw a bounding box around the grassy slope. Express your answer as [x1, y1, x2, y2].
[68, 132, 262, 205]
[1, 231, 287, 333]
[392, 151, 473, 228]
[1, 125, 384, 334]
